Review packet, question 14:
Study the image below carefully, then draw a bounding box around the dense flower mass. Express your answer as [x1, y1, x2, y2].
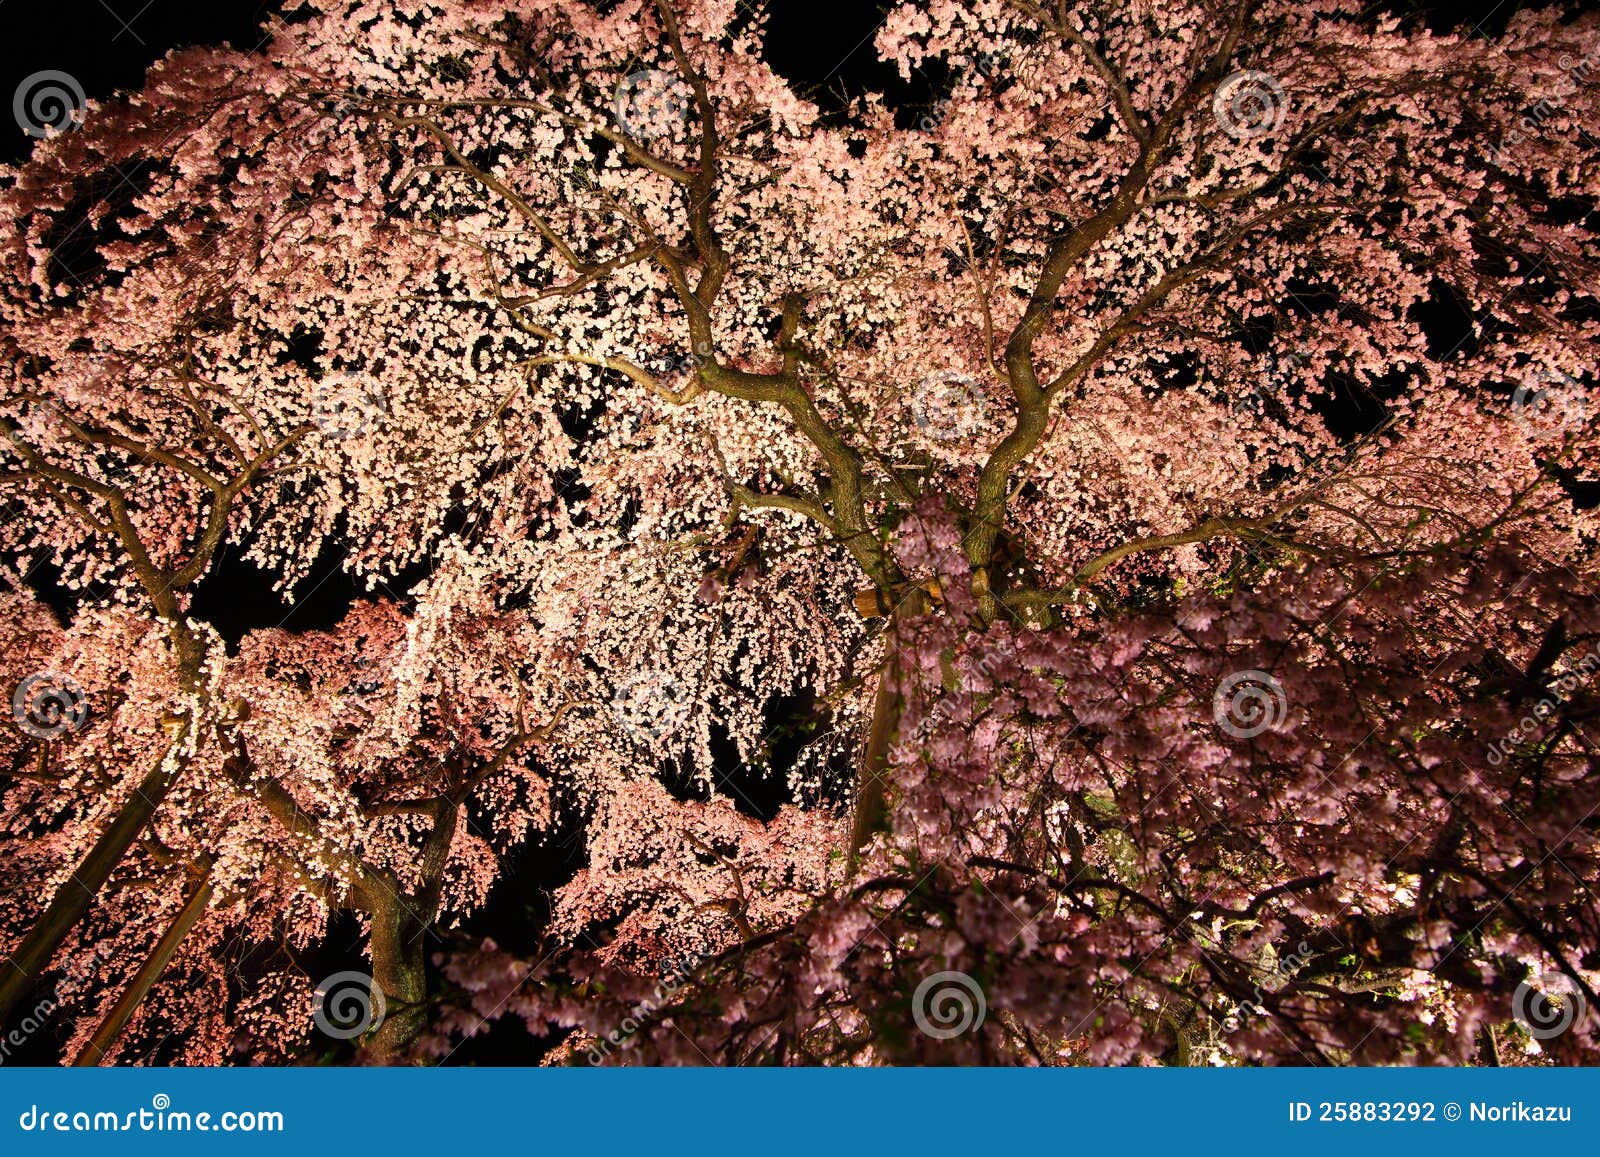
[0, 0, 1596, 1066]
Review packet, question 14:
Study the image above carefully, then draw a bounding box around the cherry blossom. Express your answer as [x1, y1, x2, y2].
[1, 0, 1596, 1065]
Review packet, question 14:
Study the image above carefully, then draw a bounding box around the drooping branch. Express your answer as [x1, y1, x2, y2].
[72, 856, 215, 1067]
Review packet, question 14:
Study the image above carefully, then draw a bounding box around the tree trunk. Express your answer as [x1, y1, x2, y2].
[0, 613, 211, 1033]
[0, 749, 184, 1029]
[1478, 1024, 1502, 1066]
[849, 591, 926, 864]
[72, 857, 214, 1066]
[850, 658, 902, 859]
[365, 891, 428, 1063]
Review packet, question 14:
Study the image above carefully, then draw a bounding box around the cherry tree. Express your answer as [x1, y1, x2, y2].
[1, 0, 1597, 1064]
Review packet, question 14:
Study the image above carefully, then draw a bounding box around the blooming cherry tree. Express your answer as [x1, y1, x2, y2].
[1, 0, 1596, 1064]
